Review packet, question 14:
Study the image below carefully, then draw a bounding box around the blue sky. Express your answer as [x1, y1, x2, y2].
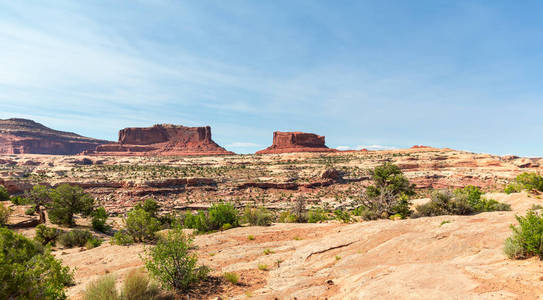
[1, 1, 542, 156]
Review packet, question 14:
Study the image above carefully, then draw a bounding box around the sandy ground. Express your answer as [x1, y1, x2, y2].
[55, 191, 543, 299]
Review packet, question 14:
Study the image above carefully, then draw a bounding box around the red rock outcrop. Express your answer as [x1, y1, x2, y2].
[0, 118, 110, 155]
[256, 131, 337, 154]
[87, 124, 234, 156]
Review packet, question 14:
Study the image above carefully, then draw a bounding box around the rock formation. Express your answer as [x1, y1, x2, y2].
[256, 131, 337, 154]
[0, 118, 109, 155]
[87, 124, 234, 156]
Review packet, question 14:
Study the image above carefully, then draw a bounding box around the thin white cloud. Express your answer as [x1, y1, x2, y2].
[336, 146, 351, 150]
[354, 145, 397, 150]
[226, 142, 260, 148]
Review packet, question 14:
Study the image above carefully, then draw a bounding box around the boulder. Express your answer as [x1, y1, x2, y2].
[88, 124, 234, 156]
[256, 131, 337, 154]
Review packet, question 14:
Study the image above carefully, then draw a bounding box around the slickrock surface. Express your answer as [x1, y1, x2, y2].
[86, 124, 234, 156]
[256, 131, 337, 154]
[51, 192, 543, 299]
[0, 118, 109, 155]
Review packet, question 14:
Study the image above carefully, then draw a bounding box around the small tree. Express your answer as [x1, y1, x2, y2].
[48, 184, 94, 226]
[0, 203, 9, 226]
[143, 227, 209, 292]
[92, 207, 109, 233]
[359, 163, 415, 218]
[0, 185, 9, 201]
[125, 208, 160, 243]
[0, 227, 73, 299]
[26, 185, 52, 224]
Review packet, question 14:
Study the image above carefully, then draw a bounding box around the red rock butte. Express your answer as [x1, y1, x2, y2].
[0, 118, 109, 155]
[256, 131, 337, 154]
[85, 124, 234, 156]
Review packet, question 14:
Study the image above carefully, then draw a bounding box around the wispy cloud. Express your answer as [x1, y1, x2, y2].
[226, 142, 260, 148]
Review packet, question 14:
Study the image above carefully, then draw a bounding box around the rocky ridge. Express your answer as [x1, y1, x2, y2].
[0, 118, 109, 155]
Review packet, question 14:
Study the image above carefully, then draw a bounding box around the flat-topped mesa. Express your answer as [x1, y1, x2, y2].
[256, 131, 337, 154]
[88, 124, 234, 156]
[0, 118, 110, 155]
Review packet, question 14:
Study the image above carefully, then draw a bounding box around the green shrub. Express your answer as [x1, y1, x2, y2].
[353, 206, 379, 221]
[183, 211, 210, 232]
[278, 211, 298, 223]
[242, 206, 274, 226]
[334, 209, 352, 223]
[48, 184, 94, 226]
[515, 172, 543, 192]
[307, 208, 329, 223]
[359, 163, 415, 218]
[112, 231, 134, 246]
[59, 229, 93, 248]
[0, 203, 9, 226]
[208, 203, 239, 230]
[125, 208, 161, 243]
[0, 185, 9, 201]
[416, 187, 510, 217]
[143, 226, 209, 292]
[504, 184, 519, 194]
[92, 207, 109, 233]
[120, 269, 160, 300]
[221, 223, 232, 230]
[257, 264, 268, 271]
[223, 272, 239, 284]
[35, 224, 61, 246]
[85, 237, 103, 249]
[83, 275, 119, 300]
[135, 198, 159, 218]
[504, 210, 543, 259]
[25, 205, 36, 215]
[0, 227, 73, 299]
[10, 195, 29, 205]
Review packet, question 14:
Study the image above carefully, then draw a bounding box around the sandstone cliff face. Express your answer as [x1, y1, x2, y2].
[256, 131, 337, 154]
[0, 118, 109, 155]
[89, 124, 233, 156]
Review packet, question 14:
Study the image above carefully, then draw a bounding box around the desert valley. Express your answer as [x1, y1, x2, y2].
[2, 118, 543, 299]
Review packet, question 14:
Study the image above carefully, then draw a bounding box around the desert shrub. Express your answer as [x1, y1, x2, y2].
[515, 172, 543, 192]
[292, 196, 307, 223]
[35, 224, 62, 246]
[135, 198, 159, 218]
[25, 205, 36, 215]
[85, 237, 103, 249]
[307, 207, 329, 223]
[278, 211, 298, 223]
[121, 269, 160, 300]
[243, 206, 274, 226]
[223, 272, 239, 284]
[416, 187, 510, 217]
[92, 207, 109, 233]
[83, 275, 119, 300]
[143, 226, 209, 292]
[0, 185, 9, 201]
[59, 229, 93, 248]
[10, 195, 29, 205]
[0, 227, 73, 299]
[48, 184, 94, 226]
[504, 210, 543, 259]
[112, 231, 134, 246]
[0, 202, 9, 226]
[183, 211, 210, 232]
[359, 163, 415, 219]
[184, 203, 239, 232]
[208, 202, 239, 230]
[504, 184, 521, 194]
[334, 209, 351, 223]
[124, 208, 161, 243]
